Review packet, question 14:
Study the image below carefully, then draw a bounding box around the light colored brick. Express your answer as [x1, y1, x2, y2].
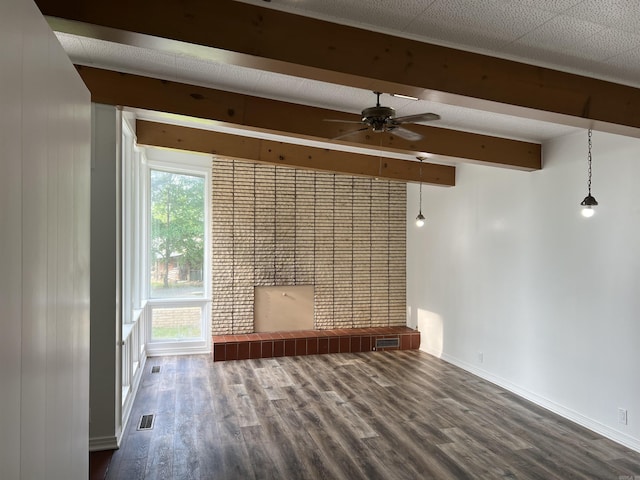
[211, 158, 406, 334]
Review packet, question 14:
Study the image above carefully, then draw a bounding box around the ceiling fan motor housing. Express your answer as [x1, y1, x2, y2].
[362, 105, 396, 132]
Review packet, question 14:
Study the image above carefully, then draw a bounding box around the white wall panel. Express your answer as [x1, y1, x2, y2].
[89, 104, 119, 448]
[0, 0, 91, 478]
[19, 2, 51, 477]
[71, 96, 92, 474]
[0, 0, 25, 477]
[407, 130, 640, 451]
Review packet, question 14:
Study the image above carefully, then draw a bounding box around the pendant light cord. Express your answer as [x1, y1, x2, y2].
[587, 128, 593, 196]
[418, 158, 423, 214]
[580, 128, 598, 215]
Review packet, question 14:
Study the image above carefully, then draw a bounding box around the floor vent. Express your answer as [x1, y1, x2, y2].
[151, 366, 161, 373]
[138, 414, 155, 431]
[375, 338, 399, 349]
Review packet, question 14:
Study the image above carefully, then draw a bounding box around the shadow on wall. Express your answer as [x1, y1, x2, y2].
[409, 307, 444, 358]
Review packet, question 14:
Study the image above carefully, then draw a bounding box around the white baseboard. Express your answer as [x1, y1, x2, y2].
[434, 351, 640, 453]
[89, 435, 119, 452]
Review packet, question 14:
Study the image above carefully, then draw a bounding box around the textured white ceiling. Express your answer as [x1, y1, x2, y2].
[236, 0, 640, 88]
[53, 0, 640, 151]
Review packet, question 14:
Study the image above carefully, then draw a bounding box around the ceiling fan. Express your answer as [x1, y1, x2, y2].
[325, 91, 440, 141]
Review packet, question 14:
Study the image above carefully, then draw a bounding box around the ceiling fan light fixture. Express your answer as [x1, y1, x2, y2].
[325, 91, 439, 141]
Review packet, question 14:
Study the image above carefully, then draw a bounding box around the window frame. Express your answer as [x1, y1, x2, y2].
[144, 152, 212, 356]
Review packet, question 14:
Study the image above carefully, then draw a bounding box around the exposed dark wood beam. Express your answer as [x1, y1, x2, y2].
[136, 120, 456, 186]
[77, 66, 540, 170]
[37, 0, 640, 136]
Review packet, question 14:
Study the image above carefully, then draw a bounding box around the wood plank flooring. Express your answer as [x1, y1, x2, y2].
[105, 351, 640, 479]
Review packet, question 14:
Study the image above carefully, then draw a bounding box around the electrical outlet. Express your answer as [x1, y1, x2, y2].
[477, 351, 484, 363]
[618, 408, 628, 425]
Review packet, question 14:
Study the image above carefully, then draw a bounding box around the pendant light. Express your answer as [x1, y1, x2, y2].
[580, 129, 598, 218]
[416, 157, 425, 227]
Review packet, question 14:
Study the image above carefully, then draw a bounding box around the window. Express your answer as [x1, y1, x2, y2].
[149, 169, 205, 300]
[144, 154, 211, 355]
[151, 305, 203, 340]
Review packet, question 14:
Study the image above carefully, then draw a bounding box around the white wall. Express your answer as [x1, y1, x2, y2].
[90, 104, 121, 450]
[407, 130, 640, 451]
[0, 0, 91, 477]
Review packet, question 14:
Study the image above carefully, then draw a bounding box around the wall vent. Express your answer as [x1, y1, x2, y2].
[137, 414, 155, 431]
[151, 366, 161, 373]
[375, 338, 399, 349]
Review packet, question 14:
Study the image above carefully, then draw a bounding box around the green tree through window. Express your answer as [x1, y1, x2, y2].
[150, 169, 205, 298]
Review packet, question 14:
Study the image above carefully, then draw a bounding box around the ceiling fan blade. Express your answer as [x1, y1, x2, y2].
[392, 112, 441, 124]
[332, 126, 370, 140]
[388, 126, 423, 142]
[323, 118, 365, 124]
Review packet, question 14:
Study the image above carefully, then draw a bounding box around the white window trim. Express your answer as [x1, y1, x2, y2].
[119, 112, 148, 440]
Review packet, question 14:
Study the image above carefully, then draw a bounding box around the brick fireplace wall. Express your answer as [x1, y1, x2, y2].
[211, 158, 406, 335]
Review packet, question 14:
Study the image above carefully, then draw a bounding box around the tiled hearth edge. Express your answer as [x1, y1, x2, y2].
[212, 326, 420, 362]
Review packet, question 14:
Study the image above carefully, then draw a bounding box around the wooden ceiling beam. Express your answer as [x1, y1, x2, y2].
[136, 120, 456, 186]
[37, 0, 640, 136]
[77, 66, 541, 170]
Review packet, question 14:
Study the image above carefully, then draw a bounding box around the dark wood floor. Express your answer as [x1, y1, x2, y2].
[105, 351, 640, 479]
[90, 449, 115, 480]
